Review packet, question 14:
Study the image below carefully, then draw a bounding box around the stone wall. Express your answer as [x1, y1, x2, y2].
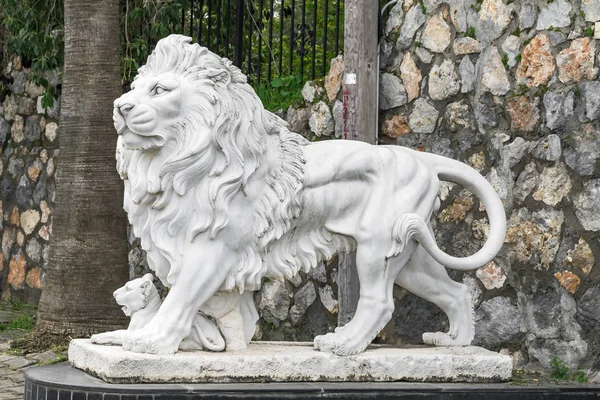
[261, 0, 600, 380]
[0, 56, 60, 304]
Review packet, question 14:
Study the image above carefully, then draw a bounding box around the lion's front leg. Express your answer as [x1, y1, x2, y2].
[91, 330, 128, 345]
[123, 241, 232, 354]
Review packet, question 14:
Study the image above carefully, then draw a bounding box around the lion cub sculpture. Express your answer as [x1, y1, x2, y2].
[104, 34, 507, 356]
[91, 273, 258, 352]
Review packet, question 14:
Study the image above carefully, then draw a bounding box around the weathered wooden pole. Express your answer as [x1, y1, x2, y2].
[338, 0, 379, 326]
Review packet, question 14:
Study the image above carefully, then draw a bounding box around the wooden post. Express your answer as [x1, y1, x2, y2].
[338, 0, 379, 326]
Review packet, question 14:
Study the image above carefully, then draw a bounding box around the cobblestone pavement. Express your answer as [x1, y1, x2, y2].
[0, 335, 65, 400]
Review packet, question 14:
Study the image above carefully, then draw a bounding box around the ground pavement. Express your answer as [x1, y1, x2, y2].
[0, 320, 64, 400]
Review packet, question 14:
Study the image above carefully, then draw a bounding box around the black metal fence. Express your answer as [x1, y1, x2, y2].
[179, 0, 344, 86]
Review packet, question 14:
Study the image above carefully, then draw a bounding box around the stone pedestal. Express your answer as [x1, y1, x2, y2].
[25, 362, 600, 400]
[68, 339, 512, 383]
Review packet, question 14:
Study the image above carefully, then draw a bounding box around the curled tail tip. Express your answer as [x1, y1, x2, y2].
[387, 213, 428, 259]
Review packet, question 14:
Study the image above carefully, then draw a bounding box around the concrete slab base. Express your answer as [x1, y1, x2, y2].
[25, 363, 600, 400]
[68, 339, 512, 383]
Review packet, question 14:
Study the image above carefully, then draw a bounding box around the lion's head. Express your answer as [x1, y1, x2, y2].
[113, 273, 159, 317]
[115, 35, 288, 240]
[115, 35, 308, 289]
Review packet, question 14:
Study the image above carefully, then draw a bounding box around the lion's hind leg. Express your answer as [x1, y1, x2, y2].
[395, 244, 474, 346]
[314, 240, 417, 356]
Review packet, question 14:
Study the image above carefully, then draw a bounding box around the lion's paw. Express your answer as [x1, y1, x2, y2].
[90, 332, 116, 345]
[123, 330, 178, 355]
[423, 331, 470, 347]
[314, 332, 368, 356]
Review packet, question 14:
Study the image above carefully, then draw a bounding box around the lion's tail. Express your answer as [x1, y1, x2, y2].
[387, 151, 506, 271]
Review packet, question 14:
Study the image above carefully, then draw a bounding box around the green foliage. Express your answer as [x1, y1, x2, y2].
[237, 0, 344, 86]
[508, 84, 529, 100]
[515, 53, 522, 63]
[470, 0, 483, 12]
[418, 0, 427, 14]
[256, 75, 304, 111]
[574, 366, 588, 383]
[2, 0, 341, 111]
[584, 26, 594, 37]
[0, 300, 37, 332]
[534, 85, 549, 98]
[550, 357, 570, 380]
[516, 84, 529, 94]
[0, 0, 64, 106]
[466, 26, 476, 39]
[502, 53, 509, 69]
[120, 0, 183, 88]
[0, 314, 35, 331]
[549, 357, 589, 382]
[41, 353, 68, 365]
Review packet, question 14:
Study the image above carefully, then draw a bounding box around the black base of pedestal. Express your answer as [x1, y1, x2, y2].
[25, 364, 600, 400]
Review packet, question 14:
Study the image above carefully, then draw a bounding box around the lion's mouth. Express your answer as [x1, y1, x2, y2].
[121, 129, 166, 150]
[121, 305, 131, 316]
[113, 107, 127, 135]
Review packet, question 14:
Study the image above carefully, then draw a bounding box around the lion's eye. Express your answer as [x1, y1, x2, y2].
[154, 86, 168, 95]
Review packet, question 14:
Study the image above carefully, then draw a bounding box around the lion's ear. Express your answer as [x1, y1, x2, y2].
[142, 273, 154, 282]
[140, 280, 151, 295]
[207, 69, 230, 87]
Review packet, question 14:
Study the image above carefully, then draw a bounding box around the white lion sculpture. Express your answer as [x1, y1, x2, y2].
[109, 34, 506, 356]
[90, 273, 258, 352]
[89, 273, 224, 351]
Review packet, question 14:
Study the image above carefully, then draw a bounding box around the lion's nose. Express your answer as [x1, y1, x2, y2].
[118, 102, 135, 115]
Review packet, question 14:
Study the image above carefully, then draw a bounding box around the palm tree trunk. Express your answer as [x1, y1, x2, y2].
[36, 0, 129, 336]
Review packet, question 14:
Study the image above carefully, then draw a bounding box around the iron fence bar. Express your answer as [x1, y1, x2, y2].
[197, 0, 204, 46]
[300, 0, 306, 79]
[181, 3, 185, 33]
[190, 0, 195, 38]
[247, 0, 253, 77]
[234, 0, 244, 67]
[311, 0, 317, 79]
[198, 0, 204, 43]
[257, 0, 264, 85]
[267, 0, 274, 83]
[208, 0, 213, 49]
[226, 0, 231, 59]
[180, 0, 343, 79]
[279, 0, 284, 77]
[334, 0, 340, 55]
[322, 0, 329, 76]
[289, 0, 295, 75]
[216, 0, 222, 52]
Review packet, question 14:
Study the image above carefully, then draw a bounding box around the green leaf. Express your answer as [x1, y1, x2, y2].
[271, 77, 284, 88]
[41, 93, 53, 110]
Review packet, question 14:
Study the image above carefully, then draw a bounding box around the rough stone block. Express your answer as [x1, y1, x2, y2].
[68, 339, 512, 384]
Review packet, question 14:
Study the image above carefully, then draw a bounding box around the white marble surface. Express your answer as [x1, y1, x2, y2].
[69, 339, 512, 383]
[109, 34, 507, 356]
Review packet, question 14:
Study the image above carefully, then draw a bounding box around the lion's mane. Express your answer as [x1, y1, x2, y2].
[119, 35, 313, 290]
